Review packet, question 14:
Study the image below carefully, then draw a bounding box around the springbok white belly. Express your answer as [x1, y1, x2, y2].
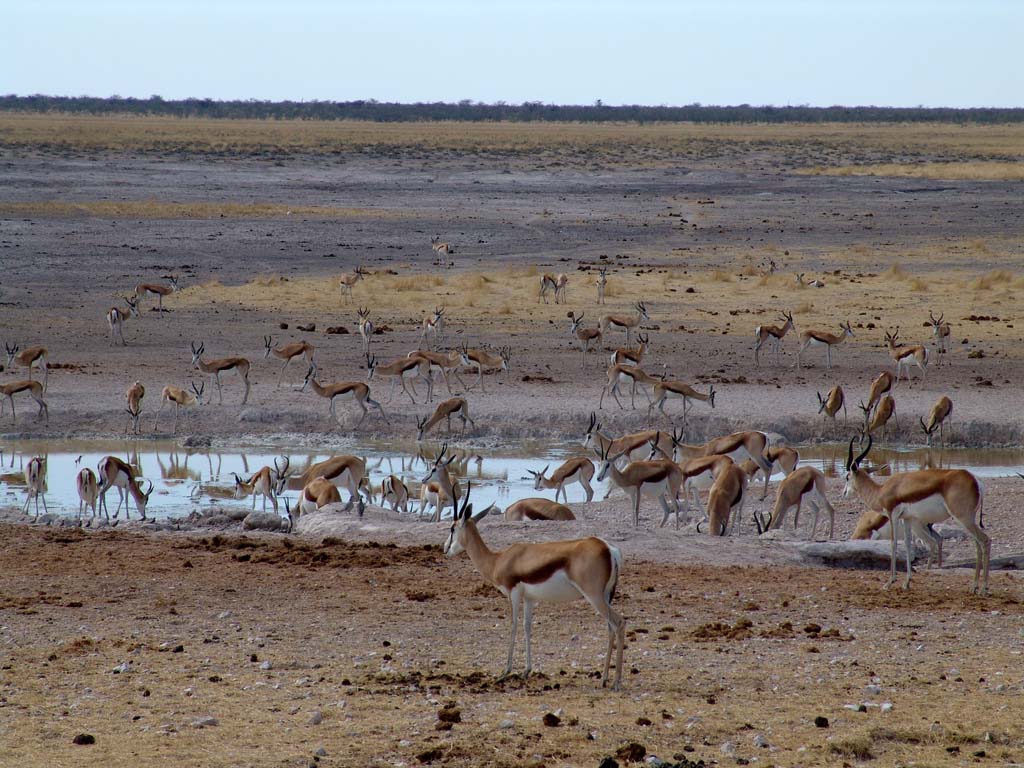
[523, 570, 582, 602]
[893, 495, 949, 524]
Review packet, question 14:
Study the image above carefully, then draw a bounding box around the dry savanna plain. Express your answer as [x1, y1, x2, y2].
[1, 115, 1024, 767]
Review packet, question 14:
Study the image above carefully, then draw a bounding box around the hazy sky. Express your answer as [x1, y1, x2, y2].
[4, 1, 1021, 107]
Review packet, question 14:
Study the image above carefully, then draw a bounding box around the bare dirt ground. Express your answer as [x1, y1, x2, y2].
[1, 117, 1023, 766]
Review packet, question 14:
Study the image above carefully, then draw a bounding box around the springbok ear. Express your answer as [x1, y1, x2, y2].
[471, 504, 494, 522]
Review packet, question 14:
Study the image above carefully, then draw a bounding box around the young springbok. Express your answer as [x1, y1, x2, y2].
[76, 467, 99, 523]
[528, 457, 595, 503]
[125, 381, 145, 435]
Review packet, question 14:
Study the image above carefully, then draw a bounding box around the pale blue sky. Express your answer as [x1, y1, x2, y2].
[4, 1, 1021, 107]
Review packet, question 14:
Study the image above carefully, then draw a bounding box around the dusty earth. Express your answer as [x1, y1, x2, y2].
[1, 118, 1023, 766]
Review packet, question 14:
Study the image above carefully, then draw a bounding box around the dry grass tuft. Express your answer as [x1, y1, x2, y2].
[971, 269, 1016, 291]
[798, 161, 1024, 181]
[884, 264, 908, 280]
[709, 269, 734, 283]
[908, 277, 929, 292]
[793, 302, 815, 314]
[457, 274, 494, 291]
[827, 734, 874, 760]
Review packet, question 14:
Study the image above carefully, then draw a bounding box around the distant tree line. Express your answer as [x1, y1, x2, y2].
[2, 94, 1023, 123]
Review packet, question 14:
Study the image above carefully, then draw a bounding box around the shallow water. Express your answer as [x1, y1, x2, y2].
[1, 439, 1021, 522]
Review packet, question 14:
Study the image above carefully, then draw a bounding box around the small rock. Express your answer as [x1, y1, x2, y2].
[217, 610, 233, 619]
[880, 702, 893, 713]
[498, 719, 514, 730]
[814, 716, 829, 728]
[297, 323, 316, 332]
[192, 716, 219, 728]
[72, 734, 95, 745]
[753, 734, 769, 748]
[399, 740, 412, 748]
[644, 756, 665, 766]
[314, 747, 327, 757]
[930, 723, 945, 735]
[865, 684, 881, 695]
[112, 662, 131, 674]
[279, 322, 289, 330]
[720, 741, 736, 755]
[437, 705, 461, 724]
[599, 759, 619, 768]
[308, 710, 323, 725]
[260, 661, 273, 670]
[542, 712, 561, 727]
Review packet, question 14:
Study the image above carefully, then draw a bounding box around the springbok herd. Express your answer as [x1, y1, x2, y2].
[2, 255, 995, 690]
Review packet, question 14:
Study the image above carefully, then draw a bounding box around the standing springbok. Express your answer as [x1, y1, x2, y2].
[648, 380, 715, 425]
[539, 273, 559, 304]
[134, 275, 178, 314]
[884, 328, 928, 384]
[263, 336, 315, 386]
[610, 333, 649, 367]
[843, 435, 989, 594]
[4, 343, 48, 391]
[338, 266, 365, 301]
[154, 382, 203, 432]
[232, 457, 290, 513]
[595, 267, 608, 305]
[416, 397, 474, 440]
[599, 363, 662, 410]
[796, 320, 854, 369]
[421, 307, 446, 348]
[816, 385, 846, 434]
[0, 380, 49, 424]
[569, 312, 602, 369]
[22, 456, 48, 518]
[367, 353, 432, 404]
[766, 466, 834, 540]
[107, 296, 140, 346]
[554, 273, 568, 303]
[356, 308, 374, 355]
[665, 430, 774, 500]
[600, 301, 650, 346]
[431, 236, 453, 266]
[97, 455, 153, 520]
[443, 485, 626, 689]
[408, 349, 467, 394]
[921, 395, 953, 447]
[929, 310, 951, 358]
[191, 342, 251, 405]
[76, 467, 99, 523]
[125, 381, 145, 435]
[421, 443, 461, 520]
[459, 344, 510, 393]
[753, 311, 795, 366]
[528, 457, 595, 503]
[595, 442, 682, 527]
[300, 366, 387, 428]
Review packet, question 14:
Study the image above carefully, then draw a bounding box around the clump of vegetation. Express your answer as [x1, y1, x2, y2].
[908, 277, 929, 292]
[709, 269, 733, 283]
[971, 269, 1015, 290]
[828, 734, 874, 760]
[884, 264, 908, 280]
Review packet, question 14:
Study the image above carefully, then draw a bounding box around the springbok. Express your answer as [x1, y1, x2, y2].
[816, 385, 846, 434]
[431, 236, 453, 266]
[610, 333, 649, 368]
[595, 442, 682, 528]
[528, 457, 595, 503]
[569, 312, 602, 369]
[367, 353, 432, 404]
[648, 380, 715, 425]
[753, 311, 795, 366]
[860, 396, 896, 438]
[408, 349, 467, 394]
[421, 307, 446, 348]
[921, 395, 953, 447]
[866, 371, 895, 415]
[154, 382, 203, 432]
[233, 457, 290, 513]
[929, 310, 951, 358]
[300, 365, 387, 428]
[107, 296, 140, 346]
[884, 328, 928, 384]
[458, 344, 510, 393]
[134, 275, 178, 314]
[338, 266, 365, 301]
[97, 455, 154, 520]
[595, 267, 608, 305]
[125, 381, 145, 435]
[76, 467, 99, 523]
[416, 397, 474, 440]
[599, 301, 649, 346]
[22, 456, 48, 518]
[380, 475, 411, 514]
[4, 343, 48, 391]
[443, 485, 625, 689]
[766, 466, 834, 540]
[503, 498, 576, 521]
[356, 308, 374, 355]
[796, 321, 854, 369]
[843, 435, 989, 594]
[286, 455, 368, 515]
[191, 342, 250, 405]
[263, 336, 316, 386]
[701, 462, 748, 536]
[0, 380, 49, 424]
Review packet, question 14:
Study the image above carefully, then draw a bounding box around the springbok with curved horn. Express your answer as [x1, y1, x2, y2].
[0, 380, 48, 424]
[76, 467, 99, 523]
[459, 344, 510, 393]
[595, 440, 682, 527]
[921, 395, 953, 447]
[367, 353, 432, 404]
[766, 466, 834, 540]
[929, 310, 951, 358]
[356, 308, 374, 355]
[286, 455, 369, 515]
[860, 395, 896, 438]
[420, 306, 446, 348]
[154, 382, 203, 432]
[191, 342, 251, 405]
[125, 381, 145, 435]
[134, 275, 178, 314]
[610, 333, 649, 367]
[338, 266, 365, 301]
[555, 273, 568, 303]
[381, 475, 411, 514]
[107, 296, 140, 346]
[885, 328, 928, 384]
[23, 457, 48, 518]
[416, 397, 474, 440]
[97, 455, 153, 520]
[233, 457, 290, 513]
[503, 498, 576, 521]
[263, 336, 315, 386]
[796, 320, 853, 369]
[595, 266, 608, 304]
[753, 310, 795, 366]
[569, 311, 601, 369]
[600, 301, 650, 346]
[816, 385, 846, 434]
[443, 484, 626, 689]
[843, 435, 989, 594]
[300, 365, 386, 427]
[5, 343, 48, 391]
[420, 443, 461, 521]
[528, 457, 595, 503]
[408, 348, 467, 394]
[667, 430, 774, 500]
[851, 509, 943, 569]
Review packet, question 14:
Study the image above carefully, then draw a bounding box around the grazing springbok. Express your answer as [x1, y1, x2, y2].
[921, 395, 953, 447]
[356, 308, 374, 355]
[753, 311, 795, 366]
[0, 380, 49, 424]
[300, 365, 387, 428]
[107, 296, 140, 346]
[97, 455, 153, 520]
[233, 457, 290, 513]
[22, 456, 48, 518]
[443, 485, 625, 689]
[76, 467, 99, 523]
[134, 275, 178, 314]
[766, 466, 834, 540]
[539, 273, 559, 304]
[421, 307, 446, 348]
[843, 435, 989, 594]
[569, 312, 602, 368]
[264, 336, 315, 386]
[554, 273, 568, 303]
[595, 442, 682, 527]
[816, 385, 846, 433]
[648, 380, 715, 425]
[503, 498, 576, 521]
[416, 397, 474, 440]
[5, 343, 49, 391]
[866, 371, 895, 415]
[884, 328, 928, 384]
[191, 342, 250, 405]
[338, 266, 365, 301]
[595, 267, 608, 305]
[851, 509, 943, 569]
[600, 301, 649, 346]
[667, 430, 774, 500]
[380, 475, 411, 514]
[125, 381, 145, 435]
[929, 310, 951, 358]
[297, 477, 343, 516]
[458, 344, 510, 393]
[860, 395, 896, 438]
[701, 461, 748, 536]
[286, 455, 369, 515]
[528, 457, 595, 503]
[154, 382, 203, 432]
[367, 353, 432, 404]
[796, 321, 854, 369]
